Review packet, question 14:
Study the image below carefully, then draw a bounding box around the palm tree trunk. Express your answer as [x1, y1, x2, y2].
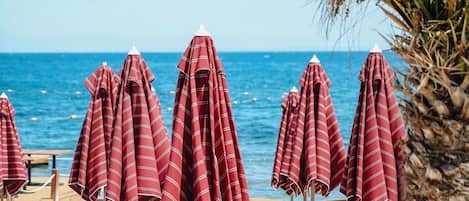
[317, 0, 469, 200]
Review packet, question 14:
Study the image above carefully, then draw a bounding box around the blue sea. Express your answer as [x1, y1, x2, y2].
[0, 52, 403, 200]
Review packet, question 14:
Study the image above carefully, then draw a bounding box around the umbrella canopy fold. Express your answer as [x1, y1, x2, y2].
[0, 93, 27, 195]
[340, 51, 407, 201]
[106, 52, 170, 201]
[271, 90, 301, 195]
[69, 64, 119, 201]
[162, 26, 250, 201]
[296, 57, 346, 197]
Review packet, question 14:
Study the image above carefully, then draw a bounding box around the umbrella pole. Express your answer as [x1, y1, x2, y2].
[310, 185, 315, 201]
[0, 187, 8, 201]
[290, 194, 294, 201]
[0, 188, 11, 201]
[303, 191, 307, 201]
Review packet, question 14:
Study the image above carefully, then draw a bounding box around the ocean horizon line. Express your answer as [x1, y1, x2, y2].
[0, 49, 386, 54]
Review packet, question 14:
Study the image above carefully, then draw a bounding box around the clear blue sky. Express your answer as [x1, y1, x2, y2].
[0, 0, 392, 52]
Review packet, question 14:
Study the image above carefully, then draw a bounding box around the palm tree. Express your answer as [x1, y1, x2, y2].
[317, 0, 469, 200]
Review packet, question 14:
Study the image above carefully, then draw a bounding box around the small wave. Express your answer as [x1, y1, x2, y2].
[36, 115, 84, 121]
[68, 114, 78, 119]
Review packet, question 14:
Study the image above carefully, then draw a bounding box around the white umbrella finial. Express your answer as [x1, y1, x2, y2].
[370, 43, 382, 53]
[0, 92, 8, 99]
[195, 24, 211, 36]
[102, 61, 108, 66]
[290, 86, 298, 92]
[309, 54, 320, 64]
[128, 46, 140, 55]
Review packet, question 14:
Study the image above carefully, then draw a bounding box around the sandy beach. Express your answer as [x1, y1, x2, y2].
[13, 177, 283, 201]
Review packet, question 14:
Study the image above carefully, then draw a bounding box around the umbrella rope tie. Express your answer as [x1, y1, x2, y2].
[20, 174, 55, 193]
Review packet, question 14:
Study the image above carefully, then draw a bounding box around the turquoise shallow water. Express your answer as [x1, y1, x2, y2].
[0, 52, 403, 200]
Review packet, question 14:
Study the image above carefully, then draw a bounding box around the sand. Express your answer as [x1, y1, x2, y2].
[13, 177, 283, 201]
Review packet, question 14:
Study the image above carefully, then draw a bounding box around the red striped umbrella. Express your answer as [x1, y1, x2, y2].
[271, 88, 302, 196]
[69, 63, 119, 201]
[340, 47, 406, 201]
[106, 48, 171, 201]
[296, 55, 346, 199]
[162, 25, 250, 201]
[0, 93, 27, 195]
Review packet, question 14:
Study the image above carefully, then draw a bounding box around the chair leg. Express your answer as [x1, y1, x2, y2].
[50, 169, 59, 200]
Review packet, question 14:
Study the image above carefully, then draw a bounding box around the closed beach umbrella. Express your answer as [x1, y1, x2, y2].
[162, 25, 250, 201]
[296, 55, 346, 200]
[69, 63, 119, 201]
[106, 47, 171, 201]
[271, 87, 302, 196]
[340, 45, 406, 201]
[0, 92, 27, 195]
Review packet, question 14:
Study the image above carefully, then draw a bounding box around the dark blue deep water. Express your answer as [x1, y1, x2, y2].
[0, 52, 403, 200]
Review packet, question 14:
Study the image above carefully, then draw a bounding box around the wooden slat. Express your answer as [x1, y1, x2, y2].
[23, 155, 48, 165]
[22, 150, 71, 156]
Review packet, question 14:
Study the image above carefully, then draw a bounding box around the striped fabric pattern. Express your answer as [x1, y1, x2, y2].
[271, 91, 301, 195]
[296, 62, 346, 196]
[0, 97, 27, 195]
[340, 52, 406, 201]
[106, 55, 170, 201]
[69, 65, 119, 201]
[162, 36, 250, 201]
